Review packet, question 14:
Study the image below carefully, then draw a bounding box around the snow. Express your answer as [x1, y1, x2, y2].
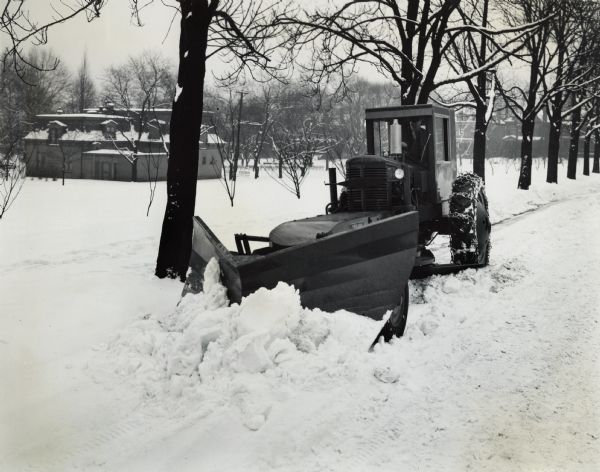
[1, 159, 600, 471]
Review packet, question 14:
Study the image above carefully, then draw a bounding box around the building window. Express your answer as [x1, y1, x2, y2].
[202, 156, 206, 165]
[435, 116, 450, 162]
[210, 156, 216, 165]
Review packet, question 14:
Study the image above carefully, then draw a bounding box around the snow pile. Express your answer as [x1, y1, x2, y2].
[91, 259, 397, 430]
[92, 254, 531, 436]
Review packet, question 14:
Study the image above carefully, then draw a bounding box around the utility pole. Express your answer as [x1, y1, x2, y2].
[232, 90, 245, 181]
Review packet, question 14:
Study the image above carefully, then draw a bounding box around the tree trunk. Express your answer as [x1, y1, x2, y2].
[593, 130, 600, 174]
[567, 103, 580, 180]
[546, 108, 561, 184]
[517, 118, 534, 190]
[278, 155, 282, 178]
[401, 0, 419, 103]
[473, 103, 487, 181]
[155, 3, 211, 280]
[472, 0, 489, 182]
[583, 134, 590, 176]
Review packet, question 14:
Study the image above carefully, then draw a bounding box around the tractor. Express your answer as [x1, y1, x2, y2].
[188, 104, 491, 346]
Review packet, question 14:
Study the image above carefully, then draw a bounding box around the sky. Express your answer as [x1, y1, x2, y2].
[0, 1, 530, 101]
[0, 2, 182, 79]
[0, 0, 355, 88]
[45, 1, 180, 75]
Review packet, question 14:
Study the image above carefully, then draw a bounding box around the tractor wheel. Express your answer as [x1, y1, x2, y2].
[389, 282, 409, 337]
[449, 173, 491, 266]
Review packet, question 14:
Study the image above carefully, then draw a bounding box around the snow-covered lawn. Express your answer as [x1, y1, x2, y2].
[1, 160, 599, 471]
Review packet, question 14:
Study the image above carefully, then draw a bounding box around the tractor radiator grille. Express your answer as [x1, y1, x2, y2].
[346, 164, 389, 211]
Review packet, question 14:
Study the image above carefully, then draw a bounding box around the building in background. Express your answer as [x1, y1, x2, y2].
[23, 105, 223, 181]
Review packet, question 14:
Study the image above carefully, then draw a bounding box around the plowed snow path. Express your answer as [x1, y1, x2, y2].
[2, 190, 599, 472]
[113, 192, 600, 472]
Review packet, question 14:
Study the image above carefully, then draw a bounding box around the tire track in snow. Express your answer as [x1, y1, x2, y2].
[268, 193, 600, 471]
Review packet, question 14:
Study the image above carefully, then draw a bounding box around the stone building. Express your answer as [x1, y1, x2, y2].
[23, 105, 223, 181]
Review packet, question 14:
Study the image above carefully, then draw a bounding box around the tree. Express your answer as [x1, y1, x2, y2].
[540, 0, 600, 183]
[582, 114, 600, 176]
[241, 86, 274, 178]
[67, 52, 97, 112]
[19, 49, 71, 123]
[440, 0, 546, 182]
[286, 0, 527, 108]
[0, 49, 69, 220]
[269, 118, 333, 199]
[2, 0, 290, 280]
[0, 65, 26, 219]
[566, 96, 599, 180]
[154, 0, 289, 280]
[495, 0, 560, 190]
[543, 0, 581, 183]
[1, 1, 104, 77]
[102, 51, 174, 214]
[208, 90, 244, 206]
[593, 130, 600, 174]
[325, 78, 399, 177]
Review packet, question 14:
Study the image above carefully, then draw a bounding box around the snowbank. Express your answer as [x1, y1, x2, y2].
[91, 248, 533, 438]
[92, 258, 396, 432]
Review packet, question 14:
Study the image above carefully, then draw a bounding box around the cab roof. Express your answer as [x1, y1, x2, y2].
[365, 104, 453, 121]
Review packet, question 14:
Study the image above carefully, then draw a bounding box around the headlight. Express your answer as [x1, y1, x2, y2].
[394, 168, 405, 180]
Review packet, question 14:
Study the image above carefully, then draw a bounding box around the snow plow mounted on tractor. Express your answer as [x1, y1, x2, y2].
[187, 104, 491, 347]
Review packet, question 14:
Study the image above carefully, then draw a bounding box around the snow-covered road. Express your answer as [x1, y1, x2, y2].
[107, 192, 600, 472]
[1, 165, 599, 471]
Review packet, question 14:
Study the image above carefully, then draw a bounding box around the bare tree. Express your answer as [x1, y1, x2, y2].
[0, 153, 26, 220]
[566, 95, 599, 180]
[494, 0, 561, 190]
[268, 118, 334, 199]
[0, 48, 70, 219]
[325, 78, 399, 177]
[103, 51, 174, 215]
[440, 0, 548, 182]
[285, 0, 540, 109]
[209, 90, 244, 206]
[496, 0, 600, 188]
[2, 0, 292, 280]
[19, 50, 71, 123]
[1, 1, 104, 77]
[593, 129, 600, 174]
[582, 114, 600, 176]
[155, 0, 291, 280]
[542, 0, 584, 183]
[242, 86, 274, 178]
[67, 51, 97, 112]
[0, 121, 27, 220]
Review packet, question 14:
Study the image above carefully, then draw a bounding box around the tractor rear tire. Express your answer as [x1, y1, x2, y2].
[389, 282, 409, 338]
[449, 173, 491, 266]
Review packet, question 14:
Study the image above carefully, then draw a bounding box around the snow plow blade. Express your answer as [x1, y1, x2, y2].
[188, 212, 419, 320]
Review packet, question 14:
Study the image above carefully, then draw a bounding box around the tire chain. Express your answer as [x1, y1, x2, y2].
[449, 172, 484, 264]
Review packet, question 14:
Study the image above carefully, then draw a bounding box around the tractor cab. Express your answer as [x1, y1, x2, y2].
[358, 104, 457, 219]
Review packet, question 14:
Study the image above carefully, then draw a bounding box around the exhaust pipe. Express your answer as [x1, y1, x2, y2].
[328, 167, 338, 212]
